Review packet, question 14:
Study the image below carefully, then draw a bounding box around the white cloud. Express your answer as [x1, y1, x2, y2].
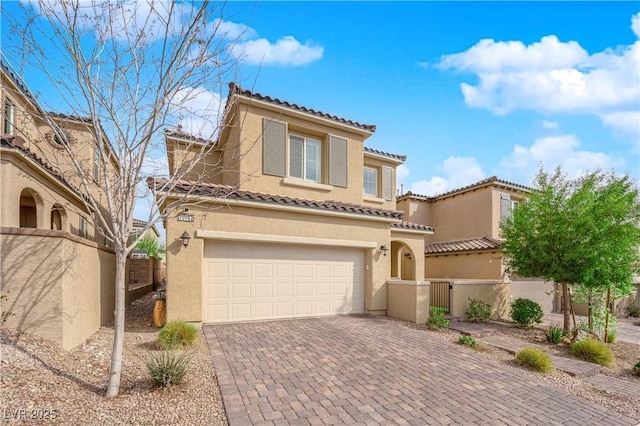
[210, 18, 257, 40]
[600, 111, 640, 139]
[498, 135, 615, 182]
[396, 164, 410, 182]
[541, 120, 558, 129]
[438, 17, 640, 137]
[632, 12, 640, 38]
[408, 156, 485, 196]
[229, 36, 324, 66]
[169, 87, 224, 139]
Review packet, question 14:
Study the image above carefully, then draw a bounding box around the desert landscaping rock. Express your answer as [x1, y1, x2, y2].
[1, 294, 227, 425]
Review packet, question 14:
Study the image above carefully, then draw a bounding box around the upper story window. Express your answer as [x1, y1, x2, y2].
[289, 135, 320, 183]
[363, 167, 378, 196]
[262, 118, 349, 188]
[500, 194, 520, 222]
[79, 216, 88, 238]
[94, 145, 101, 180]
[4, 100, 15, 134]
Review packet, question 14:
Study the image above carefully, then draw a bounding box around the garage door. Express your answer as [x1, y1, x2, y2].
[203, 241, 365, 323]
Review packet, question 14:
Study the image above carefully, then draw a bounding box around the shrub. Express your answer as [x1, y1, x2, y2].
[158, 320, 199, 349]
[510, 298, 543, 327]
[515, 347, 554, 373]
[145, 350, 194, 387]
[633, 362, 640, 376]
[570, 339, 615, 367]
[465, 298, 491, 323]
[605, 331, 616, 344]
[546, 324, 567, 344]
[427, 307, 450, 329]
[457, 335, 477, 347]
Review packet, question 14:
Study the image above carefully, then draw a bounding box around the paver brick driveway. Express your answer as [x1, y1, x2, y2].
[204, 316, 636, 425]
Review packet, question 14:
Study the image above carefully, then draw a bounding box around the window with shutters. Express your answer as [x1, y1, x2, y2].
[363, 167, 377, 196]
[500, 194, 519, 223]
[289, 135, 320, 183]
[4, 99, 14, 134]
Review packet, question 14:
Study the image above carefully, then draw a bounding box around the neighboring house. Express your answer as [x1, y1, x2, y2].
[397, 176, 554, 318]
[129, 218, 161, 259]
[150, 83, 434, 325]
[0, 60, 118, 349]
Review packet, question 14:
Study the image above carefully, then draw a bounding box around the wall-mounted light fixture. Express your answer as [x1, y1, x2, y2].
[180, 231, 191, 248]
[380, 244, 388, 256]
[404, 252, 412, 259]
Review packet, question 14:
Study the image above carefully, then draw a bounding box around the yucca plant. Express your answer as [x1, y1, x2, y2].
[546, 324, 567, 344]
[145, 350, 194, 387]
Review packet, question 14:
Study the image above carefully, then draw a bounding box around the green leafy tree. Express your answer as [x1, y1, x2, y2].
[501, 168, 640, 332]
[135, 235, 166, 260]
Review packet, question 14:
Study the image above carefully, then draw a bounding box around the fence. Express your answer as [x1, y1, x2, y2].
[430, 281, 451, 312]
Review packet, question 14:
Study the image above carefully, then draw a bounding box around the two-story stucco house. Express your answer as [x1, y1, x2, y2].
[1, 60, 118, 349]
[150, 83, 435, 325]
[397, 177, 555, 318]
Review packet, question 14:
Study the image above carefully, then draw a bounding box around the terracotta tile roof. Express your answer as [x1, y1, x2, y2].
[1, 134, 85, 199]
[163, 128, 215, 145]
[148, 177, 403, 220]
[229, 83, 376, 133]
[391, 221, 434, 233]
[425, 236, 503, 255]
[0, 59, 42, 113]
[398, 176, 531, 202]
[364, 147, 406, 162]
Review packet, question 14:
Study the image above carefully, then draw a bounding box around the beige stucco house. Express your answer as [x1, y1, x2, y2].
[397, 177, 554, 318]
[151, 83, 434, 325]
[1, 60, 117, 349]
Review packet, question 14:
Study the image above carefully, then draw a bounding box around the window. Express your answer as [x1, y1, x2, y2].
[363, 167, 378, 196]
[79, 216, 87, 238]
[94, 145, 101, 180]
[289, 135, 320, 183]
[4, 100, 14, 134]
[500, 194, 520, 222]
[104, 237, 112, 248]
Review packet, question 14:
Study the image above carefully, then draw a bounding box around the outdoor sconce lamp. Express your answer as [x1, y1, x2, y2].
[180, 231, 191, 248]
[380, 244, 389, 256]
[404, 252, 412, 259]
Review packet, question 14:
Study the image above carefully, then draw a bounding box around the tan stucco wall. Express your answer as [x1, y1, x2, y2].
[448, 280, 511, 320]
[163, 200, 395, 322]
[387, 280, 430, 323]
[427, 187, 494, 243]
[510, 279, 556, 313]
[1, 227, 115, 350]
[396, 198, 432, 229]
[425, 251, 505, 279]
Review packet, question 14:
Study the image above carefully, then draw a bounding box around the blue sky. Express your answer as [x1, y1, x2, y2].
[219, 1, 639, 194]
[4, 1, 639, 199]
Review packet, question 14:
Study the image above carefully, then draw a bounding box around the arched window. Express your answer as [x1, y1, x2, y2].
[51, 204, 65, 230]
[19, 189, 37, 228]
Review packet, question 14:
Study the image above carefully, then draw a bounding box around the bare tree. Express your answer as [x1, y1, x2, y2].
[3, 0, 248, 397]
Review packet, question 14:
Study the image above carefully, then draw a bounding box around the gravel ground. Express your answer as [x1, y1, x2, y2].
[2, 296, 639, 424]
[1, 294, 227, 426]
[405, 319, 640, 421]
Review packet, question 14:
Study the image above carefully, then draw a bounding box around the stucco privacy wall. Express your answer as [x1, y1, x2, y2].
[164, 202, 393, 322]
[444, 280, 511, 320]
[425, 251, 504, 279]
[510, 279, 556, 313]
[387, 280, 430, 323]
[1, 228, 115, 350]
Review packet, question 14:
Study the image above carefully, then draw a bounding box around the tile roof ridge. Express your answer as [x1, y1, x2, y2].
[228, 82, 376, 133]
[364, 146, 406, 162]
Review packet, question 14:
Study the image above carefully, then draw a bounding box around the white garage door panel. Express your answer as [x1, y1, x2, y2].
[203, 242, 364, 323]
